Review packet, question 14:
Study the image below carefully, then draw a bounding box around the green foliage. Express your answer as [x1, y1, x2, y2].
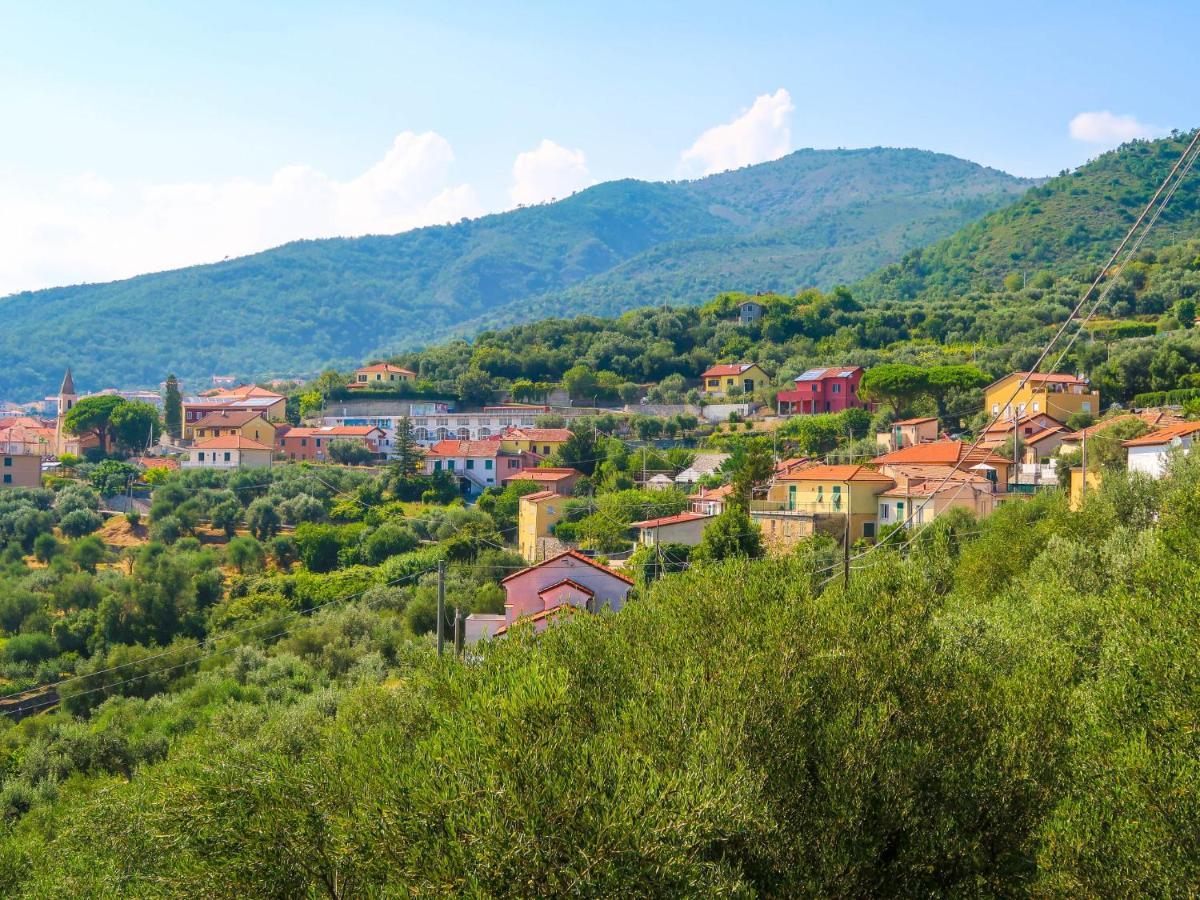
[327, 440, 373, 466]
[0, 148, 1034, 399]
[692, 508, 764, 562]
[163, 374, 182, 439]
[58, 509, 102, 539]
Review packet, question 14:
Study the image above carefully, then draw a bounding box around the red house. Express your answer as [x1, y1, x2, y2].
[776, 366, 871, 416]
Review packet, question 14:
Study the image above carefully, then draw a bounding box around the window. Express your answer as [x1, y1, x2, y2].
[509, 459, 519, 469]
[467, 459, 475, 470]
[863, 522, 875, 539]
[433, 460, 442, 471]
[223, 452, 231, 462]
[2, 457, 9, 467]
[485, 459, 493, 470]
[832, 383, 841, 394]
[358, 375, 367, 382]
[198, 452, 205, 462]
[301, 438, 308, 447]
[811, 384, 818, 392]
[2, 474, 9, 485]
[1082, 402, 1092, 413]
[881, 504, 889, 520]
[832, 485, 842, 509]
[542, 445, 550, 455]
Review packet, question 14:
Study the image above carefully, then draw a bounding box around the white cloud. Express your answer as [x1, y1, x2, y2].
[1069, 110, 1162, 145]
[509, 139, 593, 206]
[0, 131, 482, 296]
[679, 89, 795, 177]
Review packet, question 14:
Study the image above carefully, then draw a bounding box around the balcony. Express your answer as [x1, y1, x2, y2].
[750, 499, 844, 516]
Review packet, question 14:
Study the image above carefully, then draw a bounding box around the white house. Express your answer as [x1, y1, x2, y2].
[674, 452, 730, 484]
[628, 511, 714, 547]
[1123, 422, 1200, 478]
[183, 435, 274, 470]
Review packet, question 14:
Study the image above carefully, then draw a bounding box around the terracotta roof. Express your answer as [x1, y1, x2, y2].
[874, 440, 1011, 468]
[702, 363, 759, 378]
[1122, 421, 1200, 447]
[629, 511, 714, 529]
[503, 467, 580, 482]
[500, 548, 635, 586]
[982, 413, 1065, 435]
[519, 490, 560, 503]
[986, 371, 1092, 390]
[774, 456, 813, 475]
[355, 363, 416, 376]
[778, 464, 894, 484]
[132, 456, 180, 471]
[1064, 410, 1186, 441]
[192, 408, 271, 429]
[882, 479, 990, 498]
[496, 427, 573, 442]
[892, 416, 938, 426]
[281, 425, 382, 438]
[1024, 425, 1067, 444]
[688, 484, 735, 501]
[793, 366, 863, 381]
[536, 577, 595, 598]
[192, 435, 274, 452]
[425, 439, 503, 457]
[208, 384, 284, 401]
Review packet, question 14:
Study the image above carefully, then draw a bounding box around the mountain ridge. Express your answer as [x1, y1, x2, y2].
[0, 147, 1033, 398]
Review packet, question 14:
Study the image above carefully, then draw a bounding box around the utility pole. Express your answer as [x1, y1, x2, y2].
[1080, 429, 1088, 503]
[454, 606, 464, 656]
[436, 560, 445, 657]
[842, 481, 851, 589]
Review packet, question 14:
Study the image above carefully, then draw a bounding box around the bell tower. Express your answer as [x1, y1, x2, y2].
[55, 367, 77, 456]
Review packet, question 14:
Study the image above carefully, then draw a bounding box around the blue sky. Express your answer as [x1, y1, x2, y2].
[1, 0, 1194, 294]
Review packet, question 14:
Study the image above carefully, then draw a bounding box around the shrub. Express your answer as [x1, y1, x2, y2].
[3, 633, 58, 665]
[58, 509, 103, 539]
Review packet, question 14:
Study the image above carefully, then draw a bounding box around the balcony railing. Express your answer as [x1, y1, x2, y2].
[750, 499, 845, 516]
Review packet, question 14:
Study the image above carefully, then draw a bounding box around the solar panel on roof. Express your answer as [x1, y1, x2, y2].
[796, 369, 824, 381]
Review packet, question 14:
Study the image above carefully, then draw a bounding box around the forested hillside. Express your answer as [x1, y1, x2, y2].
[4, 455, 1200, 894]
[0, 148, 1030, 399]
[859, 131, 1200, 300]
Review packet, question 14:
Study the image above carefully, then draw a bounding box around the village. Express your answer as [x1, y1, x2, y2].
[4, 343, 1199, 646]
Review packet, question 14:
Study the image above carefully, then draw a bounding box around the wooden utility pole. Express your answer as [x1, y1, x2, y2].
[436, 560, 445, 657]
[843, 482, 851, 589]
[1081, 429, 1088, 503]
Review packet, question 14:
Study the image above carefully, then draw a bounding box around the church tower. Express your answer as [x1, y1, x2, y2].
[55, 367, 77, 456]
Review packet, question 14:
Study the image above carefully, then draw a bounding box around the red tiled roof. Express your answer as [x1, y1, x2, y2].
[356, 363, 416, 376]
[519, 490, 560, 502]
[873, 442, 961, 465]
[494, 605, 580, 636]
[982, 413, 1065, 435]
[778, 464, 894, 484]
[702, 363, 758, 378]
[503, 467, 580, 482]
[1064, 410, 1186, 441]
[536, 577, 595, 598]
[497, 427, 573, 442]
[986, 371, 1092, 390]
[688, 483, 735, 501]
[1122, 421, 1200, 447]
[208, 384, 284, 401]
[192, 435, 274, 451]
[500, 548, 635, 586]
[192, 408, 271, 429]
[132, 456, 180, 471]
[281, 425, 382, 438]
[629, 511, 713, 529]
[892, 416, 938, 426]
[425, 439, 503, 457]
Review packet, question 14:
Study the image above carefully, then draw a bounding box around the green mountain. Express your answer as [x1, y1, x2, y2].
[858, 132, 1200, 301]
[0, 148, 1031, 399]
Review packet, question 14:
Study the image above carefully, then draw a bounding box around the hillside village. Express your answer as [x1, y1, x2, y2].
[6, 321, 1200, 648]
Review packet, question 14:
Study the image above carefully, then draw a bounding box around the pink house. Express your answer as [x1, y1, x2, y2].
[776, 366, 871, 415]
[465, 550, 635, 642]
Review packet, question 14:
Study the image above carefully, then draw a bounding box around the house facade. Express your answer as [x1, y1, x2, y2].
[873, 440, 1013, 490]
[518, 490, 567, 562]
[875, 416, 939, 453]
[276, 425, 385, 462]
[182, 386, 286, 441]
[629, 511, 713, 547]
[321, 401, 549, 451]
[1124, 421, 1200, 478]
[191, 410, 279, 445]
[689, 484, 734, 516]
[490, 426, 572, 458]
[878, 475, 996, 528]
[183, 436, 274, 470]
[776, 366, 869, 415]
[501, 467, 582, 496]
[751, 464, 894, 550]
[700, 363, 771, 398]
[349, 363, 417, 389]
[984, 372, 1099, 422]
[1, 453, 42, 489]
[422, 440, 538, 495]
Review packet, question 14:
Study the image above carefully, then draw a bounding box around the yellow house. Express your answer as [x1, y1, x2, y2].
[700, 363, 771, 398]
[751, 464, 894, 551]
[349, 363, 416, 389]
[518, 490, 567, 562]
[984, 372, 1100, 422]
[1069, 466, 1102, 510]
[495, 427, 573, 458]
[190, 409, 279, 446]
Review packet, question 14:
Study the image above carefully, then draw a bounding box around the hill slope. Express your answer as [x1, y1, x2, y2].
[0, 148, 1031, 398]
[857, 132, 1200, 301]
